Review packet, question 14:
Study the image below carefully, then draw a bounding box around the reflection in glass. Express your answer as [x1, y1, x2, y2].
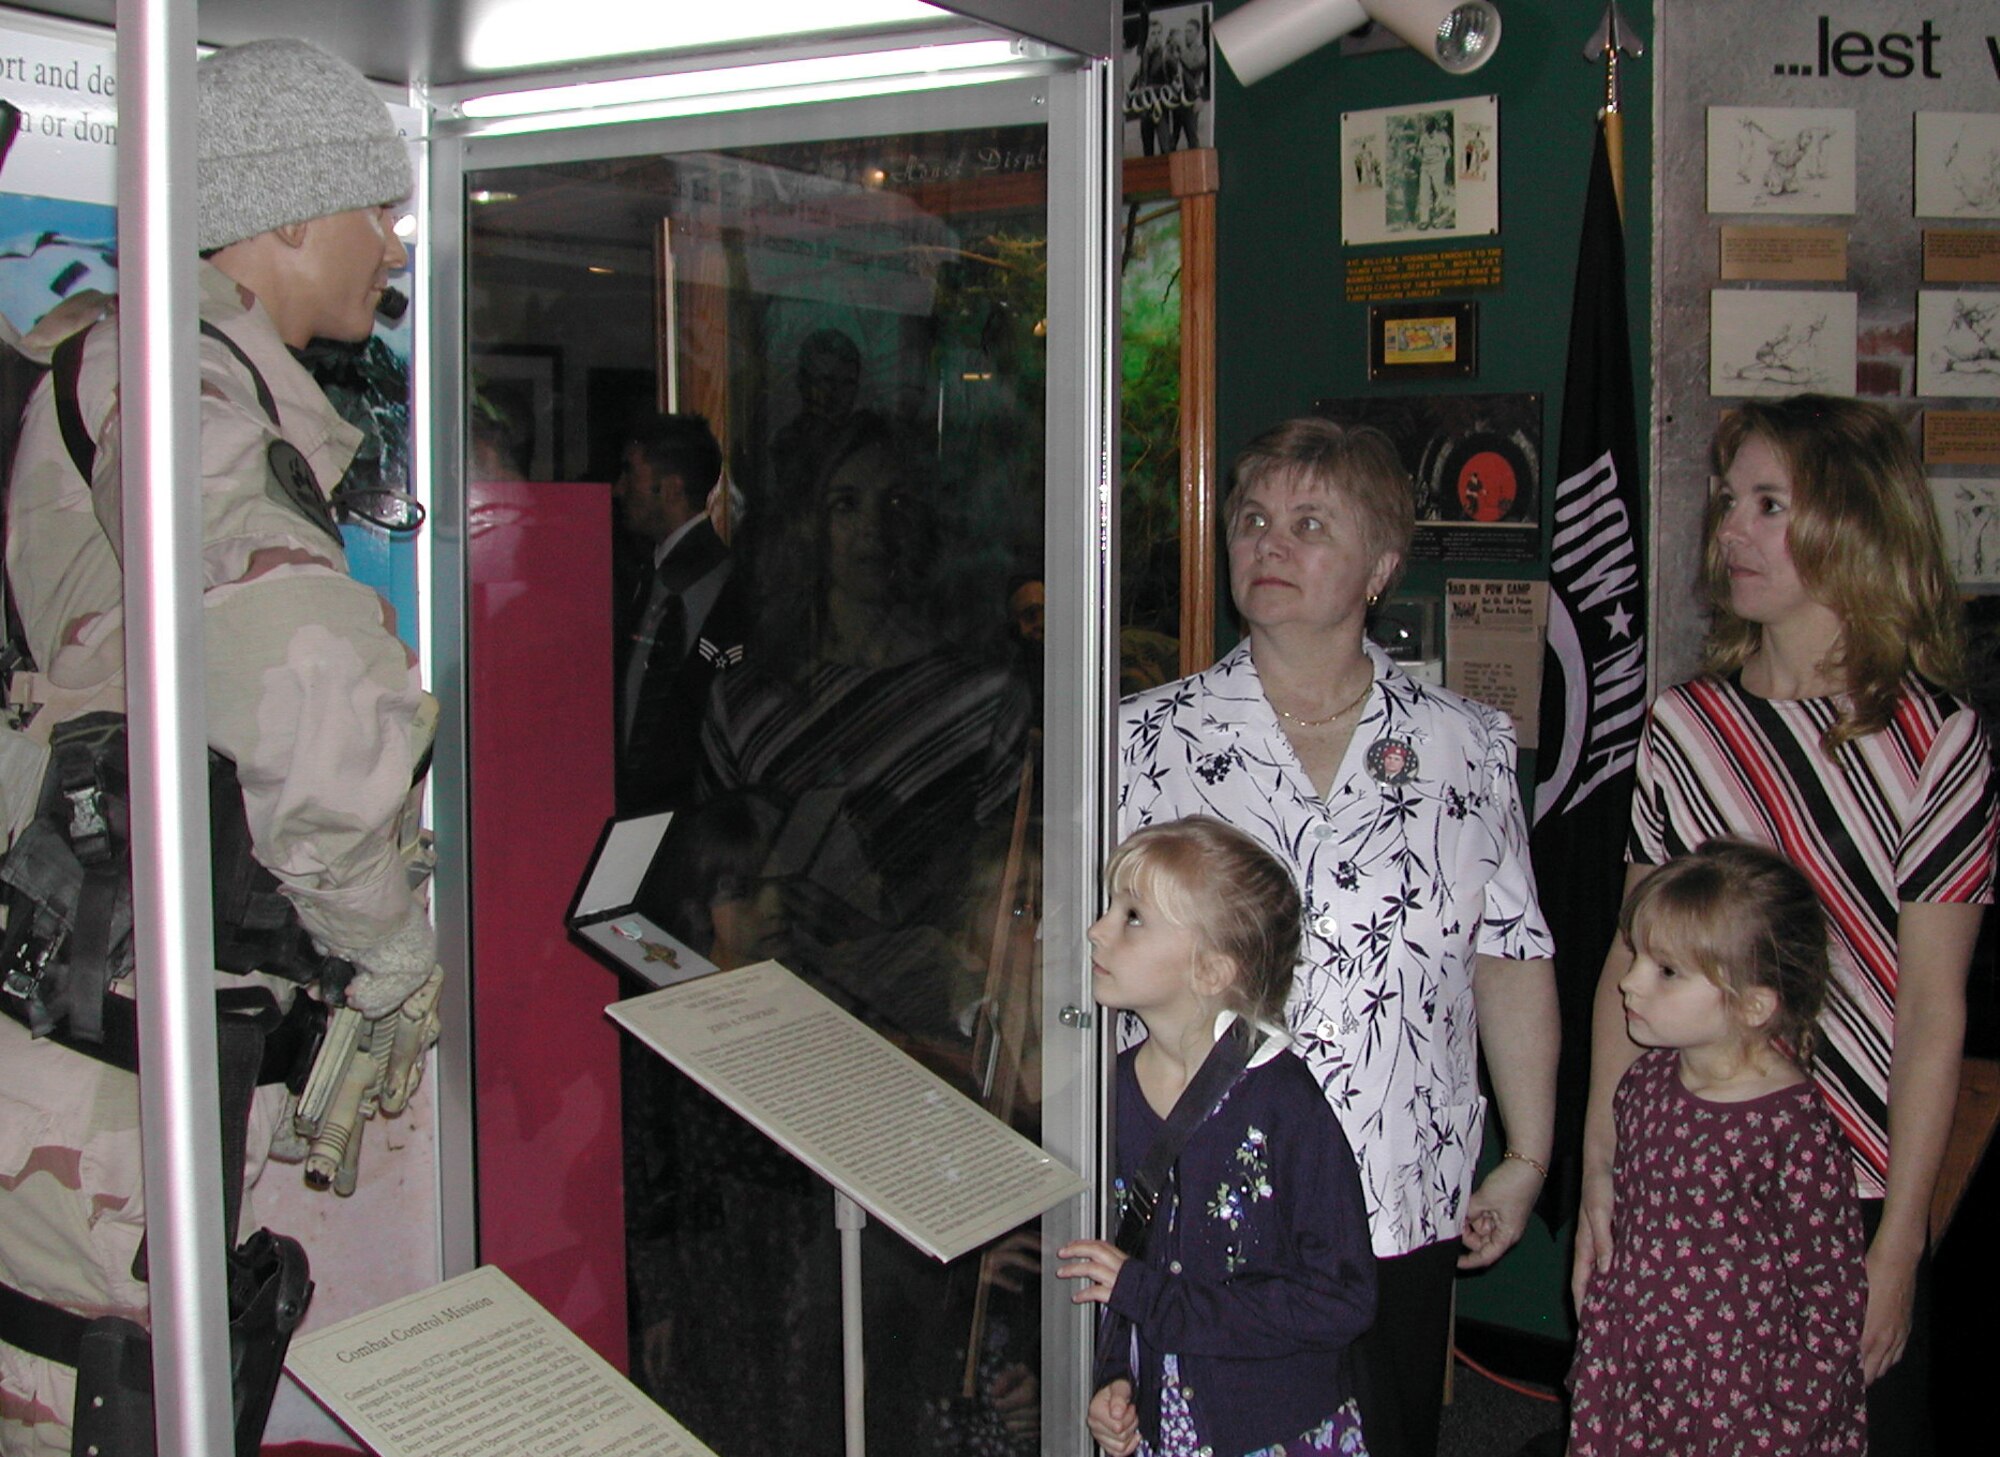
[707, 412, 1031, 1040]
[469, 122, 1048, 1456]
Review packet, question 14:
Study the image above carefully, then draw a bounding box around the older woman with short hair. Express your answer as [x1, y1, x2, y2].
[1119, 418, 1559, 1457]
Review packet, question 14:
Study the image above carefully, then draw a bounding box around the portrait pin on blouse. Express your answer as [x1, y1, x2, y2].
[1365, 735, 1419, 786]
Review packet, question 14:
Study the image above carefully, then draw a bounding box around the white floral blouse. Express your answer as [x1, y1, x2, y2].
[1118, 641, 1554, 1257]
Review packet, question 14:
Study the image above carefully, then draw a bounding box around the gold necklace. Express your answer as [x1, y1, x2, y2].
[1272, 672, 1374, 729]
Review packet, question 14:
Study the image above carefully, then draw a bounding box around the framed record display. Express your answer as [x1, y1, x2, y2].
[1311, 392, 1542, 563]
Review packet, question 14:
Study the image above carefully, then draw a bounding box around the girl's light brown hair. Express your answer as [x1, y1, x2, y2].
[1705, 395, 1963, 746]
[1618, 840, 1832, 1071]
[1105, 817, 1301, 1025]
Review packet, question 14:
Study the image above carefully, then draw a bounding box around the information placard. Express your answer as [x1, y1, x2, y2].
[1343, 246, 1503, 302]
[609, 961, 1086, 1264]
[288, 1266, 714, 1457]
[1925, 409, 2000, 466]
[1445, 579, 1547, 749]
[1924, 229, 2000, 285]
[1718, 225, 1847, 282]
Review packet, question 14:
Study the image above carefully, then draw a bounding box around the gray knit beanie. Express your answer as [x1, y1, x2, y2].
[198, 39, 412, 253]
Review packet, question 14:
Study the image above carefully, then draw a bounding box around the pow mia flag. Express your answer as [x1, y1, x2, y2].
[1531, 115, 1646, 1218]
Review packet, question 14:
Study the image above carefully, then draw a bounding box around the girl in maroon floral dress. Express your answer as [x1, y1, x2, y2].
[1569, 841, 1866, 1456]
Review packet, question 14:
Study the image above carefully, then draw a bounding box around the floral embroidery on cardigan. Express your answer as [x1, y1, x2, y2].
[1205, 1125, 1275, 1273]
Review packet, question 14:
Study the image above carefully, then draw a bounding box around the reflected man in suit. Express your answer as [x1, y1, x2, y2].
[616, 412, 747, 812]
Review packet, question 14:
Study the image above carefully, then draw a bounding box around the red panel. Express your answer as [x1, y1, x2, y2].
[466, 479, 626, 1368]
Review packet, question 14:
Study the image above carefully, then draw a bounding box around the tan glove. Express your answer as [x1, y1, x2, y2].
[343, 914, 436, 1019]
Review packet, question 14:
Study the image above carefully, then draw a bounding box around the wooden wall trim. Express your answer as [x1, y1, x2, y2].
[1126, 148, 1221, 675]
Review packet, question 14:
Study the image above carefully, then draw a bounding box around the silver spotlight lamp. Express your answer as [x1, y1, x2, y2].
[1213, 0, 1503, 85]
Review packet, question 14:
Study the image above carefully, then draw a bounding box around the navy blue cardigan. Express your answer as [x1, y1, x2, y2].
[1097, 1036, 1377, 1456]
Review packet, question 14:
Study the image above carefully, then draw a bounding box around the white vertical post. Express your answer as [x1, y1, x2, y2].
[835, 1190, 868, 1457]
[115, 2, 234, 1452]
[417, 94, 480, 1286]
[1041, 54, 1120, 1457]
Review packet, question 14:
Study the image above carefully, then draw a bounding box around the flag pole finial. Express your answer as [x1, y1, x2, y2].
[1585, 4, 1647, 220]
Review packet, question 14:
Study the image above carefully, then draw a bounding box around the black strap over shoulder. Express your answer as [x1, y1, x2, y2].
[49, 320, 281, 487]
[49, 326, 95, 485]
[1112, 1017, 1263, 1258]
[198, 320, 280, 426]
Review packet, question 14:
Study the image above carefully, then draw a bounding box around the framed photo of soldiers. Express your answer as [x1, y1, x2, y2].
[1341, 94, 1498, 247]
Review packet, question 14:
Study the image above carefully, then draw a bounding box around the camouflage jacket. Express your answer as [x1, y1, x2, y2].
[4, 261, 436, 964]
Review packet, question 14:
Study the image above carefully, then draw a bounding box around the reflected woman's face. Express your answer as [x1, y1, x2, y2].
[824, 445, 915, 605]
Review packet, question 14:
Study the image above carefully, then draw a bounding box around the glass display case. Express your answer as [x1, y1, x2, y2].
[433, 29, 1119, 1457]
[8, 3, 1117, 1450]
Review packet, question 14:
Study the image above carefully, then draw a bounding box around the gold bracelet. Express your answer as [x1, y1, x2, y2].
[1502, 1149, 1549, 1179]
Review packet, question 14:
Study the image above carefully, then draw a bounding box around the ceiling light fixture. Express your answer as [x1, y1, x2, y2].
[465, 0, 947, 73]
[457, 39, 1029, 121]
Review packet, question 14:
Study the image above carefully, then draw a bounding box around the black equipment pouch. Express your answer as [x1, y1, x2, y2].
[0, 711, 350, 1050]
[226, 1229, 313, 1454]
[0, 713, 130, 1041]
[39, 1229, 311, 1457]
[71, 1316, 156, 1457]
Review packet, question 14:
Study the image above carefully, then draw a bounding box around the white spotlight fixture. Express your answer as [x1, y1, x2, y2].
[1214, 0, 1502, 85]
